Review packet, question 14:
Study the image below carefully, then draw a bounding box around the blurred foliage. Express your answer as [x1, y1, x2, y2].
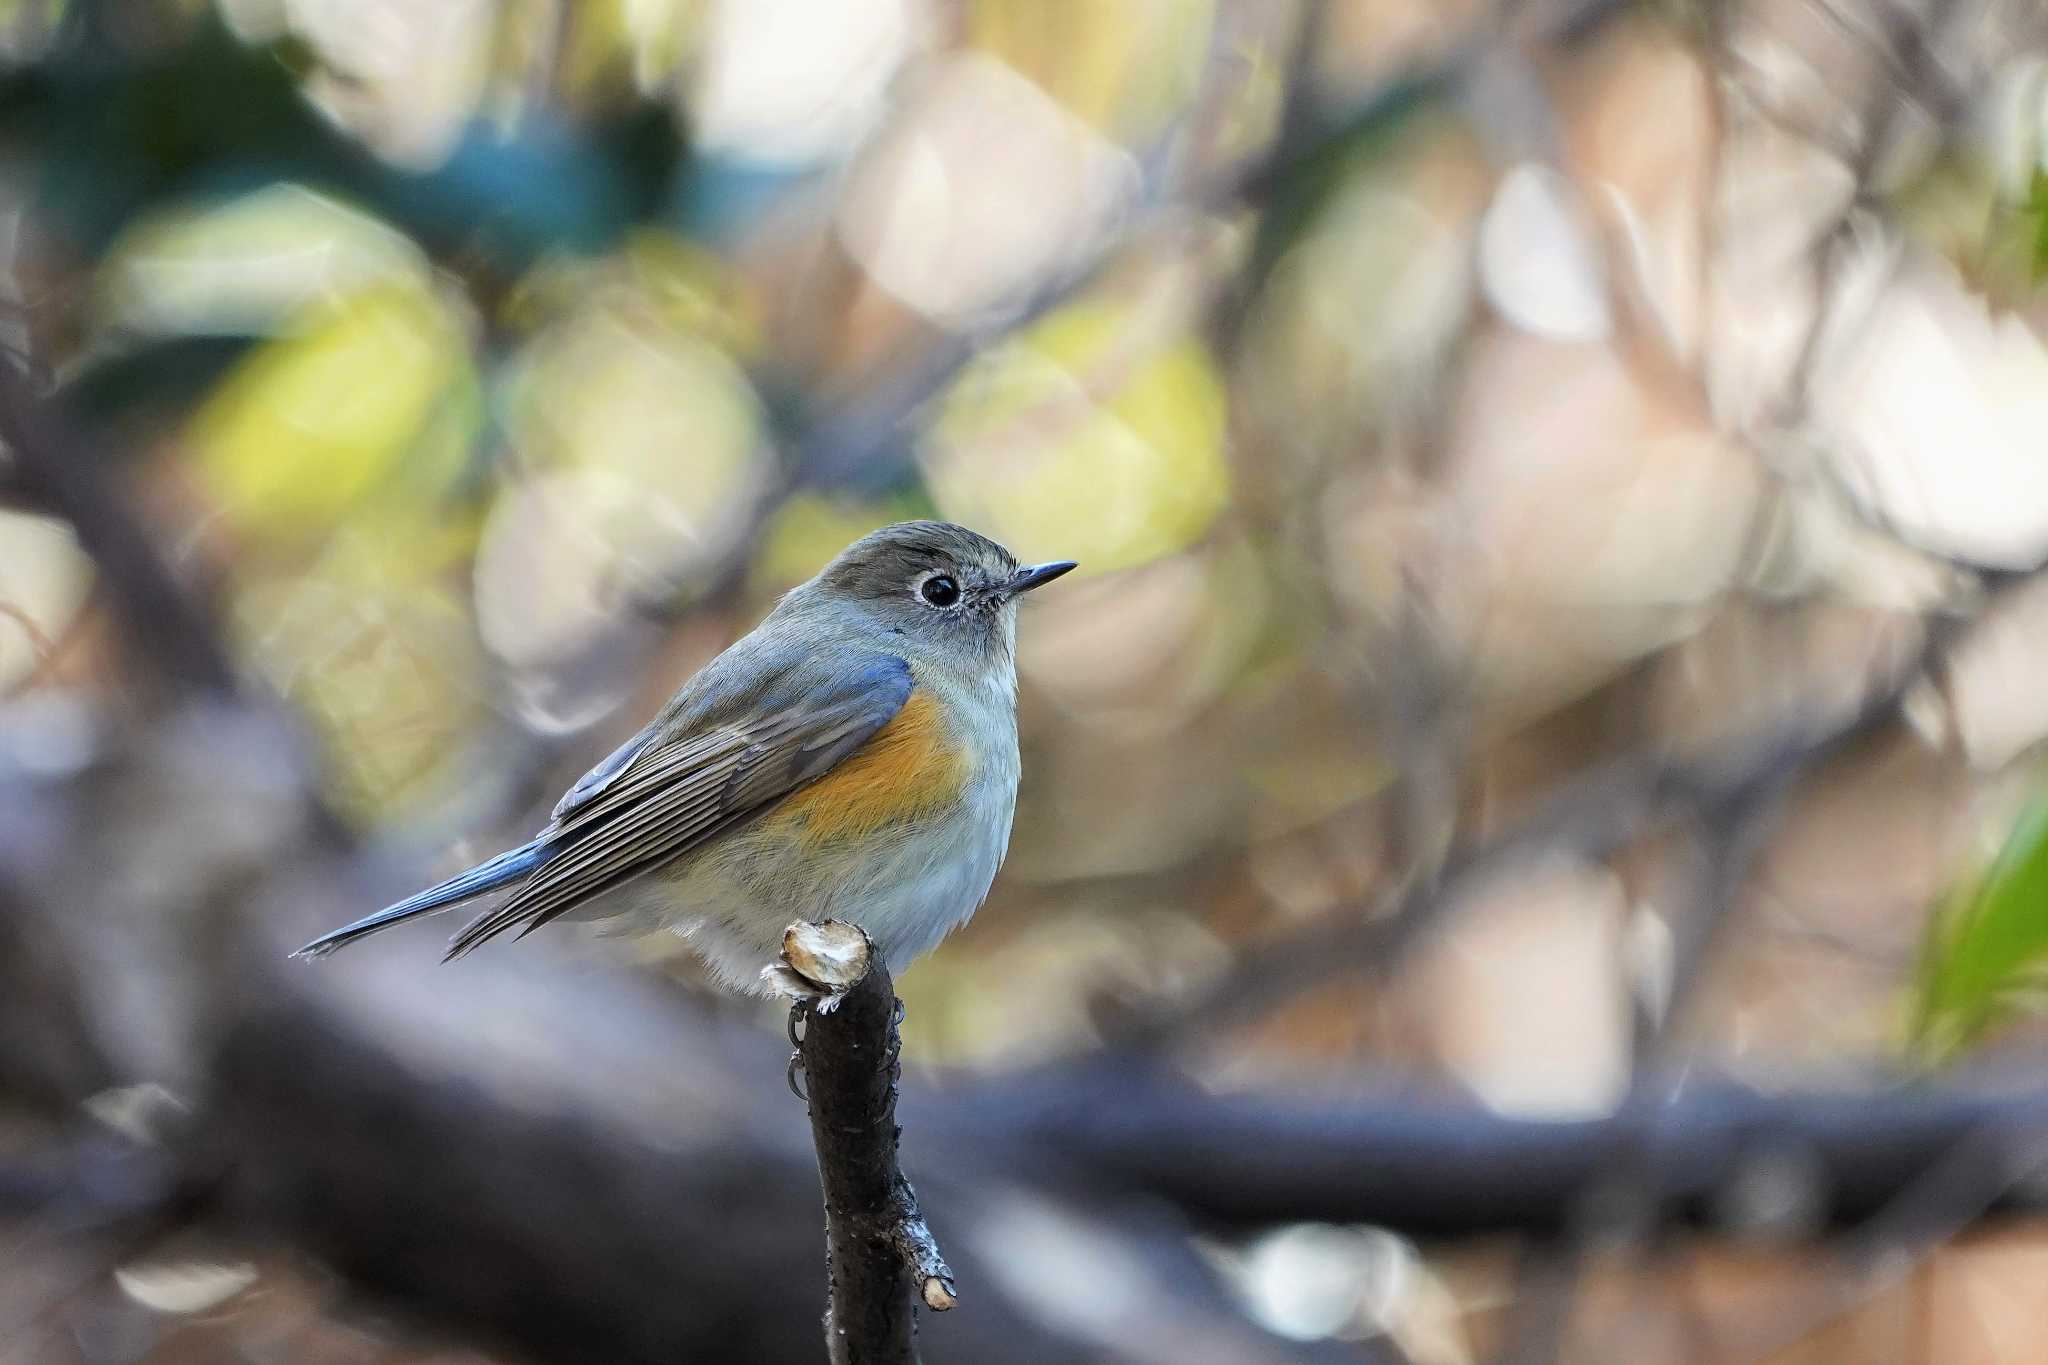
[1899, 158, 2048, 308]
[2, 9, 680, 272]
[4, 0, 2048, 1152]
[232, 521, 489, 819]
[926, 296, 1231, 576]
[1240, 75, 1438, 305]
[2020, 167, 2048, 288]
[966, 0, 1214, 141]
[19, 0, 2048, 1359]
[188, 282, 478, 544]
[1911, 792, 2048, 1062]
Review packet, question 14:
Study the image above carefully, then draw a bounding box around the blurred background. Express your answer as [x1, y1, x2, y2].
[9, 0, 2048, 1361]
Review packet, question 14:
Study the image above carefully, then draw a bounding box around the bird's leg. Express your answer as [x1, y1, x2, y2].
[786, 999, 810, 1102]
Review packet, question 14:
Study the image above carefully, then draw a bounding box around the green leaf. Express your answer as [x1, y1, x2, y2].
[2029, 167, 2048, 285]
[1911, 794, 2048, 1061]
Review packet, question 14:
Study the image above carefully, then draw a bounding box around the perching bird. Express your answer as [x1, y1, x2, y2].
[294, 522, 1074, 993]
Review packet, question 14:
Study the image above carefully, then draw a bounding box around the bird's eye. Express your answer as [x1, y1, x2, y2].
[919, 574, 961, 608]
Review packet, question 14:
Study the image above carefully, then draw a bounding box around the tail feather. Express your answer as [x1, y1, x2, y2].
[292, 839, 552, 959]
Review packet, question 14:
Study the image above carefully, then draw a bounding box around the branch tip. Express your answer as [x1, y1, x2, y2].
[921, 1275, 958, 1313]
[771, 920, 873, 1006]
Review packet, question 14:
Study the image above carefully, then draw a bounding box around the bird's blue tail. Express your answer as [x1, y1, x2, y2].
[292, 839, 553, 959]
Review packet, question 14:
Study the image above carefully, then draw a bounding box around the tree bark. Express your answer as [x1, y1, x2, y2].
[788, 924, 953, 1364]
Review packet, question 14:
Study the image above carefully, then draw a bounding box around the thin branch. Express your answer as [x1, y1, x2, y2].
[784, 922, 954, 1365]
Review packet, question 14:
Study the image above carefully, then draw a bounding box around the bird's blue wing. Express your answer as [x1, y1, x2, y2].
[442, 653, 913, 958]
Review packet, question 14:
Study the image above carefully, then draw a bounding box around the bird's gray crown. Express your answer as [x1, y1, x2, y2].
[789, 521, 1041, 671]
[818, 521, 1020, 601]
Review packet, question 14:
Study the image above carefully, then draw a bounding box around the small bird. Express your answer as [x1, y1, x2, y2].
[295, 521, 1074, 992]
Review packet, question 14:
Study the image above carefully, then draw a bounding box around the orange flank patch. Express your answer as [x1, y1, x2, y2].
[768, 689, 970, 845]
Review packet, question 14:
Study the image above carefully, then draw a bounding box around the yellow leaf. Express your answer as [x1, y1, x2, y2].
[186, 283, 476, 544]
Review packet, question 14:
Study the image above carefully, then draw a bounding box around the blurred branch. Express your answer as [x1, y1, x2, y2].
[0, 359, 237, 699]
[1117, 568, 2020, 1055]
[1778, 0, 1966, 414]
[195, 962, 1369, 1365]
[1495, 748, 1797, 1365]
[1500, 3, 1987, 1355]
[992, 1063, 2048, 1240]
[0, 694, 1353, 1364]
[784, 922, 956, 1365]
[791, 0, 1638, 486]
[1712, 1110, 2048, 1359]
[12, 701, 2048, 1361]
[0, 1131, 176, 1225]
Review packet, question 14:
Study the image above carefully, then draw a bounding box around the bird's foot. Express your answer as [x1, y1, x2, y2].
[784, 1000, 810, 1102]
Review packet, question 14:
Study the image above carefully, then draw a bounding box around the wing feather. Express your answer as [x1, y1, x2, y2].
[444, 654, 914, 959]
[549, 722, 659, 822]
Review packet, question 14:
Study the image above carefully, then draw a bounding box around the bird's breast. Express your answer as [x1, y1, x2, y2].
[762, 687, 982, 847]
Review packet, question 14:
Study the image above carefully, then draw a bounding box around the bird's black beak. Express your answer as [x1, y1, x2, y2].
[1005, 560, 1078, 597]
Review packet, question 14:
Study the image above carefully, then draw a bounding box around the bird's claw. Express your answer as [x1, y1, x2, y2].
[785, 1000, 810, 1102]
[787, 999, 810, 1049]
